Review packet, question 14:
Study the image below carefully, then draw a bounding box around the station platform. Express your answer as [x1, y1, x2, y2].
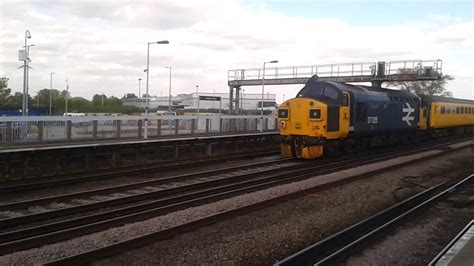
[0, 131, 278, 154]
[430, 220, 474, 266]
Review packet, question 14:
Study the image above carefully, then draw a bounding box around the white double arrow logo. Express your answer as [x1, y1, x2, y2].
[402, 102, 415, 126]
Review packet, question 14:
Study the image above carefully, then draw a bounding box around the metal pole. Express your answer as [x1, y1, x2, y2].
[101, 93, 104, 107]
[144, 43, 150, 138]
[196, 85, 199, 115]
[144, 40, 169, 139]
[260, 62, 266, 132]
[166, 66, 172, 112]
[49, 72, 55, 115]
[22, 30, 30, 116]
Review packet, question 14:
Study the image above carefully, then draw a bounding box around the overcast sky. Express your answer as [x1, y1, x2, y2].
[1, 0, 473, 102]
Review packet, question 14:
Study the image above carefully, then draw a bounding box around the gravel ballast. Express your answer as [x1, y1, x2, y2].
[0, 144, 471, 265]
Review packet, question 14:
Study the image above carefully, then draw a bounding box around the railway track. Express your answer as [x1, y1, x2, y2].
[274, 173, 473, 266]
[0, 148, 280, 194]
[0, 136, 470, 257]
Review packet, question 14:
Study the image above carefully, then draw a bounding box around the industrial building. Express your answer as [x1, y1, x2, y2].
[122, 92, 277, 114]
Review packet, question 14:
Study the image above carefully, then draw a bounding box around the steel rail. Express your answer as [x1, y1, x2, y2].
[1, 138, 469, 256]
[0, 148, 280, 194]
[274, 174, 473, 266]
[0, 136, 466, 228]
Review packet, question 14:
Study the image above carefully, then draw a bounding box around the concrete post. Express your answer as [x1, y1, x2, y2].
[228, 86, 234, 115]
[116, 120, 121, 138]
[174, 119, 179, 135]
[66, 120, 72, 142]
[205, 118, 210, 134]
[191, 119, 195, 135]
[137, 119, 143, 138]
[92, 120, 98, 140]
[6, 122, 12, 144]
[157, 120, 161, 136]
[38, 121, 44, 143]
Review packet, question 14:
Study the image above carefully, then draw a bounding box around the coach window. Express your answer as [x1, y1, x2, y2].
[465, 107, 468, 114]
[441, 106, 445, 114]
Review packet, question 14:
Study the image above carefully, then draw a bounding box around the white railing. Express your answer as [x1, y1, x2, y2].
[228, 59, 442, 81]
[0, 115, 277, 146]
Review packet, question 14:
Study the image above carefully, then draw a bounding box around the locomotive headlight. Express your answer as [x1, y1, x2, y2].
[280, 121, 286, 128]
[309, 109, 321, 119]
[278, 109, 289, 119]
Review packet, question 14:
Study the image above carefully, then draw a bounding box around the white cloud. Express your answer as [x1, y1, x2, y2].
[0, 0, 472, 101]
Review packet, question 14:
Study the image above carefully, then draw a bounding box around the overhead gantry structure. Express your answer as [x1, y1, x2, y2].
[227, 59, 443, 115]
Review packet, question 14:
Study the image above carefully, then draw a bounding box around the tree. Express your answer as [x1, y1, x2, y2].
[0, 77, 11, 104]
[386, 71, 454, 96]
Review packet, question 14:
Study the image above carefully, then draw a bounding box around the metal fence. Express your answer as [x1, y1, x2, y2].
[0, 115, 278, 146]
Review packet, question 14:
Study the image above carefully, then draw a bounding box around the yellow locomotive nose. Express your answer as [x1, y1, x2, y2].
[278, 98, 326, 159]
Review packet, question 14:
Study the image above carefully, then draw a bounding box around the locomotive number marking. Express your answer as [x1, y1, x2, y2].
[367, 116, 378, 124]
[402, 103, 415, 126]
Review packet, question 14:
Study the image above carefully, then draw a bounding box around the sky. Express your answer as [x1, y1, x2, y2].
[0, 0, 473, 102]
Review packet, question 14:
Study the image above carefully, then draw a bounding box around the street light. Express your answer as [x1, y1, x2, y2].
[165, 67, 172, 112]
[260, 60, 278, 132]
[144, 40, 169, 139]
[138, 78, 142, 99]
[49, 72, 55, 115]
[21, 30, 32, 116]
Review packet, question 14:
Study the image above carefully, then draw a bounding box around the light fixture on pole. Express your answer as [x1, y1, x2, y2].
[138, 78, 142, 99]
[260, 60, 278, 132]
[49, 72, 55, 115]
[165, 66, 172, 112]
[144, 40, 169, 139]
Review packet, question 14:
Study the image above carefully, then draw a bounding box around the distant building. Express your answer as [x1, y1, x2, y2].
[122, 92, 277, 113]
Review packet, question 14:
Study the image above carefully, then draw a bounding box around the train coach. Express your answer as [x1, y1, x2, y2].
[277, 76, 474, 159]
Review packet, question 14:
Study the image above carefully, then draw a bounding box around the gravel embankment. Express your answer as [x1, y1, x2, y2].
[346, 180, 474, 265]
[0, 146, 471, 265]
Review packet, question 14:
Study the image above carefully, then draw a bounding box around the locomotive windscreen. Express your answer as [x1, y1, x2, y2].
[296, 79, 341, 106]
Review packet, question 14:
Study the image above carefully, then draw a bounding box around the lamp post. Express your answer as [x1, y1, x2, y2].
[138, 78, 142, 99]
[195, 85, 199, 115]
[21, 30, 32, 116]
[49, 72, 55, 115]
[144, 40, 169, 139]
[260, 60, 278, 132]
[165, 66, 172, 112]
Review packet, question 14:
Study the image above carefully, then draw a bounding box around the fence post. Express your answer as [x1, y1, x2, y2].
[205, 118, 210, 134]
[157, 120, 161, 136]
[191, 119, 195, 135]
[38, 121, 44, 143]
[92, 120, 98, 140]
[243, 118, 247, 132]
[66, 120, 72, 142]
[6, 122, 12, 144]
[264, 118, 268, 131]
[254, 118, 259, 132]
[116, 120, 121, 138]
[174, 119, 179, 135]
[137, 119, 143, 138]
[219, 118, 223, 133]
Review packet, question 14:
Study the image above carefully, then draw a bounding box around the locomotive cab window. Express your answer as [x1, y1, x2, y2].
[309, 109, 321, 119]
[441, 106, 445, 114]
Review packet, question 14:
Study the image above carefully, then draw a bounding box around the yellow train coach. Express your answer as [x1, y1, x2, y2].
[420, 95, 474, 131]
